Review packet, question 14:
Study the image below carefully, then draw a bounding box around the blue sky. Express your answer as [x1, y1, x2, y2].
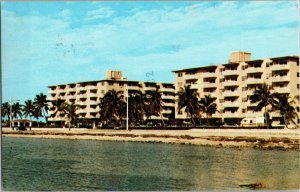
[2, 1, 299, 103]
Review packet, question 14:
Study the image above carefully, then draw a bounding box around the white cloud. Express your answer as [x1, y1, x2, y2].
[86, 7, 114, 20]
[59, 9, 71, 18]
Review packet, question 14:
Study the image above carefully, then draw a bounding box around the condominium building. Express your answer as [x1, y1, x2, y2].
[48, 70, 175, 126]
[173, 51, 300, 126]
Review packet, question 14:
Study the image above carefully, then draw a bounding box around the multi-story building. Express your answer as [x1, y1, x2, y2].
[173, 51, 300, 126]
[48, 70, 175, 127]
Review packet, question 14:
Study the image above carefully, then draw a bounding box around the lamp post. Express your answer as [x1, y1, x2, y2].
[9, 97, 20, 130]
[126, 85, 129, 131]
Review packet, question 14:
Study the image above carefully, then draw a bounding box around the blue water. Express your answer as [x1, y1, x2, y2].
[2, 137, 300, 191]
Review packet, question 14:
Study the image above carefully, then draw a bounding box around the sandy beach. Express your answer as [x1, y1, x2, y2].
[2, 128, 299, 150]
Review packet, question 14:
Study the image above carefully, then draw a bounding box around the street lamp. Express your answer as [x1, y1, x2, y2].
[9, 97, 20, 130]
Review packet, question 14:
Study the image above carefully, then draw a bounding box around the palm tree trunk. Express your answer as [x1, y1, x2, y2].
[206, 113, 209, 125]
[284, 114, 288, 129]
[264, 107, 268, 129]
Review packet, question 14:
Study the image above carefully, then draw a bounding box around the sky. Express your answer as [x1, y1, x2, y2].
[1, 1, 299, 103]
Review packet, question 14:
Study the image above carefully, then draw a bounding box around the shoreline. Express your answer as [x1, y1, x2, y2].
[2, 128, 300, 150]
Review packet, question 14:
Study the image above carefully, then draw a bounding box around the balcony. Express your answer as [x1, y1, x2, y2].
[77, 94, 87, 98]
[202, 72, 216, 78]
[48, 89, 56, 94]
[57, 89, 66, 94]
[77, 109, 87, 114]
[67, 87, 76, 93]
[223, 80, 239, 87]
[48, 97, 55, 101]
[144, 87, 157, 91]
[88, 108, 98, 113]
[222, 70, 239, 76]
[246, 78, 263, 85]
[162, 95, 174, 100]
[270, 64, 290, 71]
[87, 85, 98, 91]
[223, 90, 239, 97]
[77, 101, 86, 106]
[128, 85, 140, 90]
[67, 95, 76, 99]
[163, 102, 175, 107]
[270, 76, 290, 83]
[89, 100, 98, 106]
[203, 92, 217, 98]
[89, 93, 98, 98]
[161, 87, 174, 92]
[77, 86, 87, 92]
[203, 82, 217, 88]
[222, 112, 239, 118]
[246, 67, 263, 74]
[223, 101, 239, 108]
[184, 74, 198, 80]
[245, 111, 264, 117]
[162, 109, 172, 114]
[190, 84, 198, 89]
[273, 87, 290, 94]
[246, 89, 256, 96]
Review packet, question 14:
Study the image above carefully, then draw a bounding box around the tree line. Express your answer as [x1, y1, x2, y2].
[1, 83, 299, 129]
[1, 93, 49, 126]
[177, 83, 298, 128]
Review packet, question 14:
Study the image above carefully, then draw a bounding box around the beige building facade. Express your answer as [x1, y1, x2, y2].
[48, 71, 175, 126]
[173, 52, 300, 126]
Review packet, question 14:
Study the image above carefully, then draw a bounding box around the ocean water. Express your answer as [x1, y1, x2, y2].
[2, 137, 300, 191]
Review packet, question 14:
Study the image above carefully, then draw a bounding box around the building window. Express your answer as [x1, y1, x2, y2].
[242, 87, 247, 91]
[242, 97, 247, 102]
[297, 107, 300, 112]
[242, 76, 247, 81]
[119, 83, 124, 86]
[178, 111, 182, 115]
[298, 84, 299, 89]
[101, 90, 105, 94]
[242, 109, 246, 113]
[219, 99, 224, 103]
[178, 73, 182, 77]
[101, 82, 104, 85]
[109, 82, 113, 86]
[297, 72, 299, 77]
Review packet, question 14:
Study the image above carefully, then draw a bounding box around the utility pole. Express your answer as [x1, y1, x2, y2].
[126, 85, 129, 131]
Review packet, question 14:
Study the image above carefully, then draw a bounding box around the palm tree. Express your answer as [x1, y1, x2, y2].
[22, 100, 35, 120]
[199, 95, 218, 125]
[1, 102, 10, 123]
[128, 91, 146, 125]
[64, 102, 79, 131]
[98, 90, 126, 127]
[176, 85, 200, 125]
[249, 83, 277, 128]
[12, 102, 22, 120]
[34, 93, 49, 122]
[51, 98, 66, 127]
[274, 94, 299, 129]
[145, 88, 164, 125]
